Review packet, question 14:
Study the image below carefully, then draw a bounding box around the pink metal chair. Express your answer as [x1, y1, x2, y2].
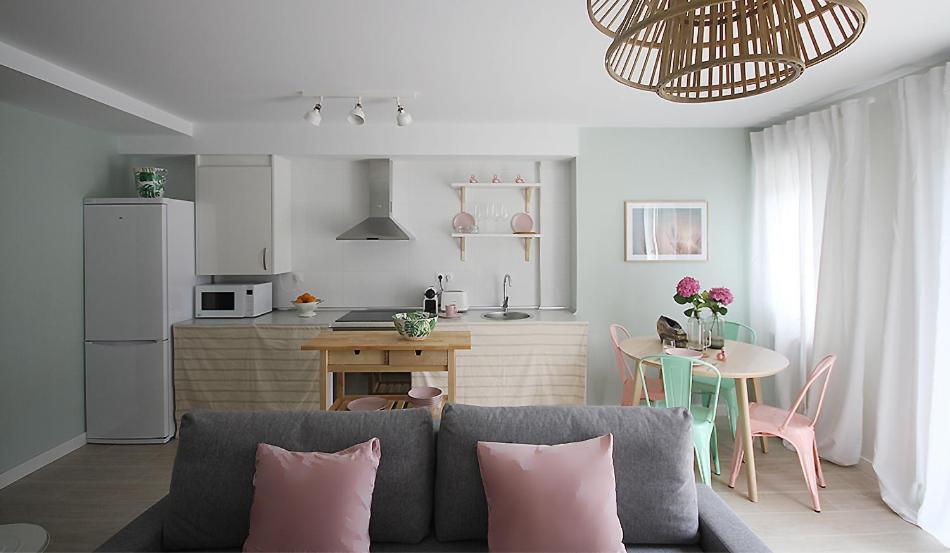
[609, 324, 664, 405]
[728, 354, 836, 512]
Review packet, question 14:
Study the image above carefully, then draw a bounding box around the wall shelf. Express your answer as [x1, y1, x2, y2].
[449, 183, 541, 189]
[451, 233, 542, 238]
[451, 234, 541, 262]
[450, 182, 542, 263]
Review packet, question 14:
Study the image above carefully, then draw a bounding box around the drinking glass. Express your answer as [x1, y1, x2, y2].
[662, 338, 677, 353]
[473, 203, 484, 227]
[489, 201, 501, 233]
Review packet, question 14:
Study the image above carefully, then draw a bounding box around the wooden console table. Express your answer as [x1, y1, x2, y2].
[300, 330, 472, 410]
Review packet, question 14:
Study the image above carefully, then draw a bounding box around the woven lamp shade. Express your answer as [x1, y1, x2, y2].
[588, 0, 635, 37]
[601, 0, 867, 102]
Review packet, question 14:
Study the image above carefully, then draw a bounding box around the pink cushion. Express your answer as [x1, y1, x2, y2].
[476, 434, 625, 553]
[243, 438, 381, 553]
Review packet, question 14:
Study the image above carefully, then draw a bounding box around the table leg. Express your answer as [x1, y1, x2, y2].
[631, 368, 644, 406]
[736, 377, 758, 502]
[320, 350, 330, 410]
[751, 378, 769, 453]
[335, 372, 345, 402]
[447, 352, 457, 403]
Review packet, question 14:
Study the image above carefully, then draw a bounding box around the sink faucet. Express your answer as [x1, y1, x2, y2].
[502, 274, 512, 312]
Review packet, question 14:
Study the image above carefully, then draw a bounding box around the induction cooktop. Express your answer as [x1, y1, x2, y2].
[334, 309, 405, 323]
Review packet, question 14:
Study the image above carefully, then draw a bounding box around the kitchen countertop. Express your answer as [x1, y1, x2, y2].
[174, 308, 585, 328]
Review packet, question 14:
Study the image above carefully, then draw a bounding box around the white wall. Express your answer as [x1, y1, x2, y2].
[271, 157, 575, 309]
[576, 128, 752, 405]
[118, 123, 578, 158]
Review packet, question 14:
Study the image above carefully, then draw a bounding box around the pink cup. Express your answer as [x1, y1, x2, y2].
[444, 304, 458, 317]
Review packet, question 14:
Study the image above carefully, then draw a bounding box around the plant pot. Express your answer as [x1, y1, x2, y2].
[135, 167, 166, 198]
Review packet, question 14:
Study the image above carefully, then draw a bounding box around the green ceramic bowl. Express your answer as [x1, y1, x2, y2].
[392, 311, 438, 341]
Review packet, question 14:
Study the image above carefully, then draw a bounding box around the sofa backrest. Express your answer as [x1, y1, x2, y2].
[434, 404, 699, 545]
[162, 409, 435, 551]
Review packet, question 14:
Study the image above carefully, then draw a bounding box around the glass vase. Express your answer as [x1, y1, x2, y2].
[686, 314, 706, 351]
[706, 314, 725, 349]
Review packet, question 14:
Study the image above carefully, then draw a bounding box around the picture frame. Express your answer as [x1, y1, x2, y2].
[624, 200, 708, 261]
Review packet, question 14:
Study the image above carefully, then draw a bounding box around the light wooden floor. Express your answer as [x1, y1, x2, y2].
[711, 432, 946, 552]
[0, 425, 945, 552]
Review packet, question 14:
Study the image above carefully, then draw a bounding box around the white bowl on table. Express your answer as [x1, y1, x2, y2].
[293, 299, 322, 317]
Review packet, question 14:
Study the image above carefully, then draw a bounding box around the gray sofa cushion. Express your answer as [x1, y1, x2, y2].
[163, 409, 435, 550]
[434, 404, 699, 545]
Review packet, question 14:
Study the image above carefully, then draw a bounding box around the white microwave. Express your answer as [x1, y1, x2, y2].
[195, 283, 273, 318]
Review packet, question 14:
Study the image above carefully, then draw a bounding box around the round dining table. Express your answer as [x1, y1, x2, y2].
[619, 336, 790, 502]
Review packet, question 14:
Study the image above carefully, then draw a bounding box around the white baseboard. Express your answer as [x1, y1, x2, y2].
[0, 433, 86, 490]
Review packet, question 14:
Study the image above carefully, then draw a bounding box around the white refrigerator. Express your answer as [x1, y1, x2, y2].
[83, 198, 200, 444]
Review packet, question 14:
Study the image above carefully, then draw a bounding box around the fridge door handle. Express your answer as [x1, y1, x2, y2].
[263, 247, 268, 271]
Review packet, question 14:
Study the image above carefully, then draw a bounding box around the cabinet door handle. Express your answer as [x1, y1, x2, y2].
[262, 247, 268, 271]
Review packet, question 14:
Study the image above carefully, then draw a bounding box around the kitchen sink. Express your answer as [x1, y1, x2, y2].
[482, 311, 532, 321]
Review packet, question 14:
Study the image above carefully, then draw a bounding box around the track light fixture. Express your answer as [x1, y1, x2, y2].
[395, 97, 412, 127]
[298, 92, 417, 127]
[303, 97, 322, 126]
[347, 98, 366, 126]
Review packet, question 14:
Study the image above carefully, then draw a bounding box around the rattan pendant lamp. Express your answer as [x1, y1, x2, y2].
[591, 0, 867, 102]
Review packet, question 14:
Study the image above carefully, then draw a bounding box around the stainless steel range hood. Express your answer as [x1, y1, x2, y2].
[337, 159, 413, 241]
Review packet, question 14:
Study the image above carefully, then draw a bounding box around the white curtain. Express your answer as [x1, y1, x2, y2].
[873, 62, 950, 546]
[749, 99, 872, 465]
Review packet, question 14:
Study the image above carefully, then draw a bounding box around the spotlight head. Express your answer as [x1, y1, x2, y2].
[304, 103, 322, 126]
[347, 99, 366, 126]
[396, 104, 412, 127]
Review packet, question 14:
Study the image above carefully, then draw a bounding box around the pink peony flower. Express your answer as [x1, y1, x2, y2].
[676, 276, 701, 298]
[709, 287, 734, 305]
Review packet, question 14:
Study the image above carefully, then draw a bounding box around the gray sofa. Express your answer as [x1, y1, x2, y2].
[97, 404, 770, 552]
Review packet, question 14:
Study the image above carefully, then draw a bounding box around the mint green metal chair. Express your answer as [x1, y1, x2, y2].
[639, 355, 722, 486]
[693, 321, 758, 446]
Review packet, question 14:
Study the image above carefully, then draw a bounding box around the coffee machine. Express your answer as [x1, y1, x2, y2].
[423, 287, 439, 315]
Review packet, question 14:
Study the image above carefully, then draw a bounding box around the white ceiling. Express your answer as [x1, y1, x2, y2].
[1, 0, 949, 130]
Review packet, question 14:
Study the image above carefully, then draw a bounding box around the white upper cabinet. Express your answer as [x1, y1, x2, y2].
[196, 155, 291, 275]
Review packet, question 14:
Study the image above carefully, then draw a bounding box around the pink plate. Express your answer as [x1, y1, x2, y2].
[664, 347, 704, 359]
[347, 396, 389, 411]
[452, 212, 476, 232]
[510, 212, 534, 233]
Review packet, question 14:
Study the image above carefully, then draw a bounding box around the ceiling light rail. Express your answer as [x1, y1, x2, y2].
[298, 91, 417, 126]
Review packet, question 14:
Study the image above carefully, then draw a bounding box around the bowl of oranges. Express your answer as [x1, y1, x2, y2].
[292, 293, 322, 317]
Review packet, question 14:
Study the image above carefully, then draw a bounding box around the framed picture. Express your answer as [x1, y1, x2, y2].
[624, 200, 708, 261]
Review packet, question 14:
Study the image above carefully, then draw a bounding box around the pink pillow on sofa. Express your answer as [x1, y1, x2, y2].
[476, 434, 624, 553]
[243, 438, 381, 553]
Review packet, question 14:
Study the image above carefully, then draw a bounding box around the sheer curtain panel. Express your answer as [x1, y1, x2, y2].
[873, 62, 950, 546]
[749, 99, 872, 465]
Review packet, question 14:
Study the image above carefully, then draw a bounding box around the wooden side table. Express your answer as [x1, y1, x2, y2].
[300, 330, 472, 410]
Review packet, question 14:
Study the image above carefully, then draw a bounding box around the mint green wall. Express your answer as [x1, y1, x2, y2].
[577, 128, 751, 405]
[0, 102, 122, 474]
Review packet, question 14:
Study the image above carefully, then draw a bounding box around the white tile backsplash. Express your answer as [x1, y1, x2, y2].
[270, 157, 574, 309]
